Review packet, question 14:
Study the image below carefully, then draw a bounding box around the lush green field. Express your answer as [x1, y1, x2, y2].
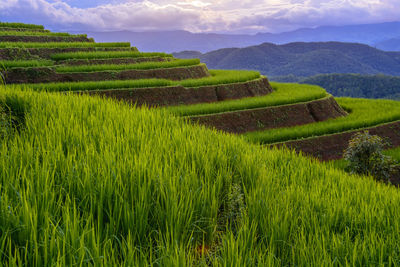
[0, 30, 87, 37]
[0, 22, 44, 29]
[55, 59, 200, 73]
[22, 70, 260, 92]
[0, 60, 54, 68]
[51, 51, 173, 61]
[244, 97, 400, 144]
[167, 82, 327, 116]
[2, 85, 400, 265]
[0, 42, 131, 48]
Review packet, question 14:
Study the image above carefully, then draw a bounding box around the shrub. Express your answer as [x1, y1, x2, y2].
[344, 131, 396, 182]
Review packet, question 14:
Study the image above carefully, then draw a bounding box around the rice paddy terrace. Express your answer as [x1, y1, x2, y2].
[1, 23, 399, 162]
[2, 22, 400, 265]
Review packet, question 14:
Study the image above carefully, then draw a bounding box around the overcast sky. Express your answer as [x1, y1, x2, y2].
[1, 0, 399, 33]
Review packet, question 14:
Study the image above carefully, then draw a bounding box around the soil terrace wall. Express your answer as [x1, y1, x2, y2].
[0, 35, 92, 43]
[190, 96, 347, 134]
[2, 64, 210, 84]
[79, 77, 273, 107]
[0, 47, 132, 60]
[272, 121, 400, 161]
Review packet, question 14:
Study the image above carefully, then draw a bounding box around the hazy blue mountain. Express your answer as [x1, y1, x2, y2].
[173, 42, 400, 77]
[83, 21, 400, 53]
[376, 37, 400, 51]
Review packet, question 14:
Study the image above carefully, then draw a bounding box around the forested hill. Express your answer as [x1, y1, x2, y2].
[299, 74, 400, 100]
[173, 42, 400, 77]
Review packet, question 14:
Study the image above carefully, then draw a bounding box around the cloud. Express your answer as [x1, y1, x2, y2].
[0, 0, 399, 33]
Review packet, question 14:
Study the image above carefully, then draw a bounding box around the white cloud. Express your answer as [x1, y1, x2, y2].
[0, 0, 399, 33]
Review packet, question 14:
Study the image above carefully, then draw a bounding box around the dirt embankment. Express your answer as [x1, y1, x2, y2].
[60, 57, 172, 66]
[80, 78, 273, 107]
[272, 121, 400, 161]
[190, 96, 347, 134]
[0, 35, 92, 43]
[0, 47, 131, 60]
[3, 64, 210, 83]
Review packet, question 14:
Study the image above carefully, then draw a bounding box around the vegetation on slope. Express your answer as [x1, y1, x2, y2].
[176, 42, 400, 77]
[23, 70, 260, 91]
[0, 42, 131, 48]
[0, 60, 54, 68]
[0, 22, 44, 29]
[51, 51, 173, 61]
[167, 82, 327, 116]
[55, 59, 201, 73]
[300, 73, 400, 100]
[244, 97, 400, 144]
[2, 86, 400, 265]
[0, 30, 87, 37]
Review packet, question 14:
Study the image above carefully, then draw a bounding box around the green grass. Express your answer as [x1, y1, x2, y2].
[178, 69, 260, 87]
[0, 42, 131, 48]
[166, 82, 327, 116]
[0, 60, 54, 69]
[385, 147, 400, 161]
[2, 85, 400, 265]
[244, 97, 400, 144]
[0, 22, 44, 29]
[22, 70, 260, 92]
[51, 51, 173, 61]
[55, 59, 201, 73]
[0, 30, 87, 37]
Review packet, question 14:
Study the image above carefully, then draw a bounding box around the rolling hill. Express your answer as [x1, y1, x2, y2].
[174, 42, 400, 77]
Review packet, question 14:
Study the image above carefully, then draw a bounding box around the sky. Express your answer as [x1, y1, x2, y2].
[1, 0, 399, 33]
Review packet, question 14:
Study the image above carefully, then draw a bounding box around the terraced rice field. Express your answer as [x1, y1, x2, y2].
[1, 22, 400, 266]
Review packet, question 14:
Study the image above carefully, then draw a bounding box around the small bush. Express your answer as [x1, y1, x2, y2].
[344, 131, 396, 182]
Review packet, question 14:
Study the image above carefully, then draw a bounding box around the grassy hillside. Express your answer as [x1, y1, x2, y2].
[2, 86, 400, 266]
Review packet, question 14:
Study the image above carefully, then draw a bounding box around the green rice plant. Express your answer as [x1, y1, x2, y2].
[0, 42, 131, 48]
[385, 147, 400, 161]
[167, 82, 327, 116]
[0, 60, 54, 68]
[178, 69, 260, 87]
[0, 30, 87, 37]
[2, 85, 400, 265]
[22, 79, 172, 92]
[244, 97, 400, 144]
[51, 51, 173, 61]
[55, 59, 201, 73]
[0, 22, 44, 29]
[22, 70, 260, 92]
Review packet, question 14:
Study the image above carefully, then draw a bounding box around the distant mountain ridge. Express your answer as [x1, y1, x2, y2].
[82, 21, 400, 52]
[173, 42, 400, 77]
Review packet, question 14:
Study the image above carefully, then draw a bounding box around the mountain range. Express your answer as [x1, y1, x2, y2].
[173, 42, 400, 77]
[82, 21, 400, 53]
